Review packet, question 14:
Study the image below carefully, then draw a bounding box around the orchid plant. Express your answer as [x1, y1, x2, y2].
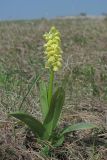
[10, 27, 96, 146]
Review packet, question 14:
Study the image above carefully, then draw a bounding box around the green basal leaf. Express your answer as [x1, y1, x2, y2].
[41, 145, 50, 157]
[10, 112, 45, 138]
[43, 87, 65, 140]
[39, 80, 49, 120]
[52, 87, 65, 130]
[53, 135, 65, 147]
[60, 122, 97, 136]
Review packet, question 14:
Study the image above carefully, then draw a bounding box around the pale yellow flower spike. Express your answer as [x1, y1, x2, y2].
[43, 26, 63, 72]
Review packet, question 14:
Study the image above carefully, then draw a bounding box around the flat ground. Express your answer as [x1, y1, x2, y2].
[0, 17, 107, 160]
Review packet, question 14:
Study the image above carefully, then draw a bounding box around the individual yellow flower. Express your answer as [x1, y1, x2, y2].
[43, 26, 63, 72]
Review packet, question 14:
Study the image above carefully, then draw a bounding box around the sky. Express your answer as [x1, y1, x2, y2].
[0, 0, 107, 20]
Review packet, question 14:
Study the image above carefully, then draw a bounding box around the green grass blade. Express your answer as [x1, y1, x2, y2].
[61, 122, 97, 136]
[19, 74, 40, 110]
[10, 112, 45, 138]
[43, 87, 65, 139]
[39, 80, 49, 120]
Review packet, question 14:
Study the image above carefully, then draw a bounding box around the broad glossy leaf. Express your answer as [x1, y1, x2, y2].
[61, 122, 97, 136]
[43, 87, 65, 139]
[39, 80, 49, 120]
[10, 112, 45, 138]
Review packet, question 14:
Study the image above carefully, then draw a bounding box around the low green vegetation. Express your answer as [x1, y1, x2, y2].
[0, 18, 107, 160]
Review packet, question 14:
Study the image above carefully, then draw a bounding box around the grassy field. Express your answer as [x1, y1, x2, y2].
[0, 17, 107, 160]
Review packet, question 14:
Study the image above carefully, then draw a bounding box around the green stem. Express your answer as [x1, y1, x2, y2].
[48, 69, 54, 107]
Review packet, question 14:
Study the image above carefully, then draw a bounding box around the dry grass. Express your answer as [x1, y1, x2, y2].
[0, 17, 107, 159]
